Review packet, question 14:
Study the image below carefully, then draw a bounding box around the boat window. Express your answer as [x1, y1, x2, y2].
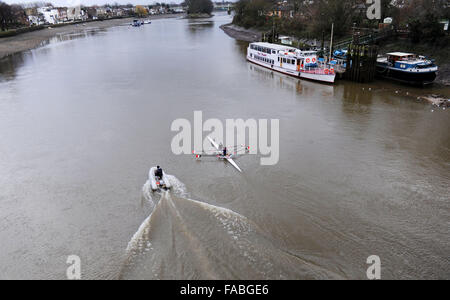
[283, 58, 286, 63]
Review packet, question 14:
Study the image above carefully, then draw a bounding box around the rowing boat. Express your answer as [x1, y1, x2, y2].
[193, 137, 245, 173]
[207, 137, 243, 173]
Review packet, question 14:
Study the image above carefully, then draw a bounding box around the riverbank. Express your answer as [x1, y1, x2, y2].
[0, 14, 183, 60]
[220, 23, 261, 42]
[220, 24, 450, 87]
[184, 13, 214, 19]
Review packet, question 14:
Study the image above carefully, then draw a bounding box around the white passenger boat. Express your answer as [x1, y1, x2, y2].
[247, 42, 336, 84]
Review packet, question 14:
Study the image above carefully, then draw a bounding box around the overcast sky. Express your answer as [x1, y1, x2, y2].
[2, 0, 187, 6]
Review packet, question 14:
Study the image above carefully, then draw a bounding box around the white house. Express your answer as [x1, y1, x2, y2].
[37, 7, 59, 24]
[28, 15, 43, 26]
[67, 6, 81, 21]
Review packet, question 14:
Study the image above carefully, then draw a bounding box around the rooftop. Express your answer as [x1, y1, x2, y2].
[251, 42, 297, 51]
[387, 52, 414, 57]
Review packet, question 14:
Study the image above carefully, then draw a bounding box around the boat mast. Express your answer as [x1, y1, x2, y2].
[329, 23, 334, 62]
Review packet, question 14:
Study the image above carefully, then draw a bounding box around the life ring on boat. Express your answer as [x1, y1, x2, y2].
[306, 58, 311, 63]
[330, 68, 335, 74]
[312, 58, 316, 63]
[324, 69, 329, 75]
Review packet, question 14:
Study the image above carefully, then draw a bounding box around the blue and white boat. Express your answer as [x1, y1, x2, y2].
[132, 19, 145, 27]
[376, 52, 438, 85]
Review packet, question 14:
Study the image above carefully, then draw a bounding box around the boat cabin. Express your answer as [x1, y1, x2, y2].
[246, 42, 337, 83]
[248, 42, 323, 72]
[386, 52, 435, 70]
[387, 52, 416, 63]
[249, 42, 296, 55]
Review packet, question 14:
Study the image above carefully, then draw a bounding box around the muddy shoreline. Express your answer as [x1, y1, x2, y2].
[219, 23, 261, 42]
[0, 14, 183, 60]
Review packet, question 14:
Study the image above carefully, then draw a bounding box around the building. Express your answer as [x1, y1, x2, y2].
[96, 7, 108, 18]
[268, 1, 295, 18]
[37, 7, 59, 24]
[57, 7, 68, 22]
[86, 7, 98, 20]
[67, 6, 81, 21]
[440, 20, 449, 31]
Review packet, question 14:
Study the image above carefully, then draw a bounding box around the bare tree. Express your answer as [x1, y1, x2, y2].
[0, 1, 13, 31]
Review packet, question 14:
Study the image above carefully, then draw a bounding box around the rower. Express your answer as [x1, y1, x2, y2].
[222, 147, 227, 157]
[155, 166, 163, 179]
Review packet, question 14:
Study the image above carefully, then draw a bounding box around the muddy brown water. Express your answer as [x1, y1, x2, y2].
[0, 13, 448, 279]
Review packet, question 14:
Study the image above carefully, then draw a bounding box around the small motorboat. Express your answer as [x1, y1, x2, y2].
[149, 167, 172, 191]
[132, 19, 144, 27]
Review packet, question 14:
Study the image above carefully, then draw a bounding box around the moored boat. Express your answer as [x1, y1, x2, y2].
[376, 52, 438, 85]
[247, 42, 336, 84]
[132, 19, 145, 27]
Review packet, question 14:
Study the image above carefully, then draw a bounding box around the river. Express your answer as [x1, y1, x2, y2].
[0, 13, 448, 280]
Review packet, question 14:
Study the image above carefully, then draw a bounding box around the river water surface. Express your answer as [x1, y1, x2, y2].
[0, 13, 449, 279]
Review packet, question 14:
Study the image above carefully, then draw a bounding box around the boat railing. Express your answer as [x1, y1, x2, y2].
[302, 66, 336, 75]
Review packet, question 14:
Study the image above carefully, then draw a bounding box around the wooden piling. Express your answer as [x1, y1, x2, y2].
[345, 43, 378, 83]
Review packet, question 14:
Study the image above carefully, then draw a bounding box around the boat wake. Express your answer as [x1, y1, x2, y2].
[120, 192, 338, 279]
[141, 173, 188, 208]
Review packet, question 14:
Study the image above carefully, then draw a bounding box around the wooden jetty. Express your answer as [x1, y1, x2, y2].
[345, 40, 378, 83]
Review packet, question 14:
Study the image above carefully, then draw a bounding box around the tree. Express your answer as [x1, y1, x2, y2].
[186, 0, 214, 15]
[232, 0, 273, 29]
[0, 1, 13, 31]
[309, 0, 354, 37]
[135, 5, 148, 17]
[402, 0, 447, 44]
